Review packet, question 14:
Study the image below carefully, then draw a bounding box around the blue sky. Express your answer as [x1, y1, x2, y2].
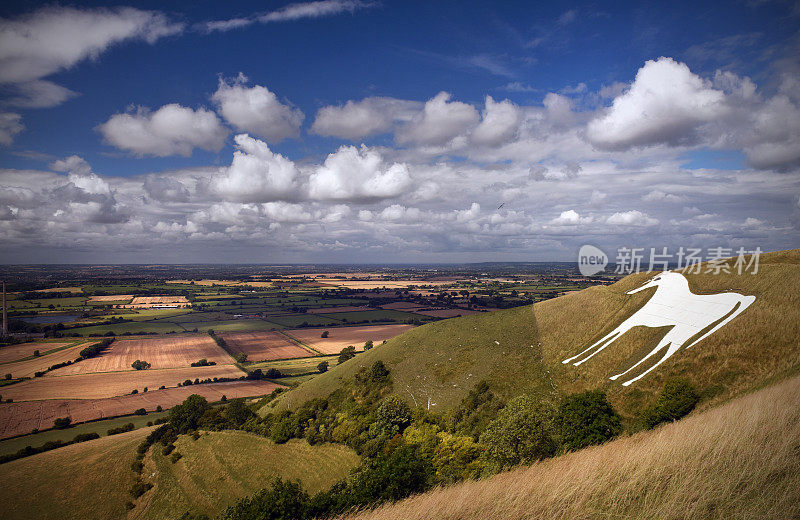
[0, 1, 798, 263]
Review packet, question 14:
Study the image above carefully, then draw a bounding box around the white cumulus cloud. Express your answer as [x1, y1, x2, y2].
[606, 210, 659, 226]
[212, 74, 304, 143]
[213, 134, 300, 202]
[587, 57, 728, 150]
[396, 92, 479, 146]
[0, 112, 23, 145]
[471, 96, 520, 146]
[308, 145, 412, 201]
[311, 97, 421, 140]
[97, 104, 228, 157]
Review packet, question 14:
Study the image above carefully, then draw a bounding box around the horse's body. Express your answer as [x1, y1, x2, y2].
[562, 271, 755, 386]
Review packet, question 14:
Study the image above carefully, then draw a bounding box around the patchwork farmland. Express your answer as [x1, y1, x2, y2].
[0, 380, 283, 440]
[285, 324, 416, 354]
[218, 331, 314, 361]
[49, 334, 233, 375]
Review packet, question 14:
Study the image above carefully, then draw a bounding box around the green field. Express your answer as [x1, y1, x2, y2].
[317, 309, 426, 323]
[0, 428, 360, 520]
[0, 411, 169, 457]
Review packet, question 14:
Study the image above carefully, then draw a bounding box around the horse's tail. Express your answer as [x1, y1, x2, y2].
[684, 294, 756, 350]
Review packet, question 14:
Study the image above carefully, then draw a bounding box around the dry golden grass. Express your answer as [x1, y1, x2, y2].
[1, 342, 95, 379]
[343, 373, 800, 520]
[87, 294, 134, 302]
[0, 341, 74, 364]
[219, 331, 314, 360]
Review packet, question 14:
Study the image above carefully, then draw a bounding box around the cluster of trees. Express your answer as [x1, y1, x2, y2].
[131, 359, 151, 370]
[0, 430, 100, 464]
[79, 338, 114, 359]
[191, 358, 217, 367]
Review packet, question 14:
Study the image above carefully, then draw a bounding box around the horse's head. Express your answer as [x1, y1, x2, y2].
[627, 271, 684, 294]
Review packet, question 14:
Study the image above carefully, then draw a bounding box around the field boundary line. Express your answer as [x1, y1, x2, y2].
[277, 330, 322, 356]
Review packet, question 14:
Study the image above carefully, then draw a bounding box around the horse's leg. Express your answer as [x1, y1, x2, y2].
[609, 335, 672, 381]
[563, 325, 627, 365]
[683, 296, 755, 350]
[620, 341, 683, 386]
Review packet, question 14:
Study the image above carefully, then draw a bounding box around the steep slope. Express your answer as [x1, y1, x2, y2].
[264, 249, 800, 418]
[342, 371, 800, 520]
[0, 429, 359, 520]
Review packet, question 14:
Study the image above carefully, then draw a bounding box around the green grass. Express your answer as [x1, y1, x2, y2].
[135, 433, 360, 520]
[67, 321, 186, 335]
[264, 249, 800, 423]
[0, 411, 169, 457]
[249, 354, 340, 377]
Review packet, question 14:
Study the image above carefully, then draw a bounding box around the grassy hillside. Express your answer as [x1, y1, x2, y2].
[264, 249, 800, 420]
[0, 429, 359, 520]
[133, 432, 360, 520]
[343, 372, 800, 520]
[0, 427, 147, 520]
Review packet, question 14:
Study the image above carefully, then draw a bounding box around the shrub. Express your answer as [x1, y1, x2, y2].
[170, 451, 183, 463]
[129, 481, 152, 498]
[131, 389, 138, 395]
[368, 360, 390, 382]
[264, 368, 282, 379]
[225, 398, 254, 426]
[557, 390, 622, 451]
[33, 350, 40, 357]
[317, 361, 329, 373]
[376, 395, 412, 434]
[338, 345, 356, 364]
[169, 394, 210, 433]
[364, 339, 373, 350]
[108, 423, 135, 435]
[4, 374, 10, 380]
[131, 359, 151, 370]
[72, 432, 100, 443]
[53, 416, 72, 429]
[219, 477, 309, 520]
[480, 394, 556, 468]
[321, 330, 329, 338]
[235, 353, 248, 363]
[221, 394, 227, 402]
[642, 378, 700, 429]
[156, 405, 163, 412]
[191, 358, 216, 367]
[134, 408, 147, 415]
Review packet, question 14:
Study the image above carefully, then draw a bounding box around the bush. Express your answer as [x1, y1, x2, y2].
[131, 389, 138, 395]
[557, 390, 622, 451]
[4, 374, 10, 380]
[338, 345, 356, 364]
[642, 378, 700, 429]
[53, 416, 72, 429]
[33, 350, 40, 357]
[364, 339, 373, 350]
[108, 423, 135, 435]
[317, 361, 329, 373]
[264, 368, 282, 379]
[321, 330, 329, 338]
[171, 451, 183, 463]
[156, 405, 163, 412]
[72, 432, 100, 443]
[134, 408, 147, 415]
[376, 395, 412, 434]
[225, 398, 254, 426]
[129, 481, 153, 498]
[235, 353, 248, 363]
[169, 394, 210, 433]
[191, 358, 216, 367]
[368, 360, 389, 382]
[219, 477, 309, 520]
[131, 359, 151, 370]
[480, 394, 556, 468]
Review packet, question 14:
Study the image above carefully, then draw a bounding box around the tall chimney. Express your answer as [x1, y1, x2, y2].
[2, 280, 7, 336]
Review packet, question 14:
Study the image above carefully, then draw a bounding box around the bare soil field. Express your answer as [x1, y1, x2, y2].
[167, 279, 273, 287]
[87, 295, 133, 302]
[0, 342, 73, 364]
[1, 365, 245, 401]
[325, 280, 455, 289]
[49, 335, 233, 375]
[218, 331, 314, 361]
[285, 324, 416, 354]
[380, 302, 427, 311]
[2, 342, 95, 379]
[414, 308, 482, 318]
[0, 380, 282, 439]
[306, 305, 372, 314]
[120, 296, 190, 309]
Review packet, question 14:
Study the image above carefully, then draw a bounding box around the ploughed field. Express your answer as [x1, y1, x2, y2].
[218, 331, 315, 361]
[0, 342, 95, 379]
[0, 380, 282, 439]
[1, 365, 246, 401]
[285, 324, 416, 354]
[0, 341, 75, 364]
[48, 334, 233, 375]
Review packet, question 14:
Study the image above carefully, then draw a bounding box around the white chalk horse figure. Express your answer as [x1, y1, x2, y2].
[562, 271, 755, 386]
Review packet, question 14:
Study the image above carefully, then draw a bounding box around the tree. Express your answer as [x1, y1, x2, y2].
[317, 361, 329, 373]
[557, 390, 622, 451]
[131, 359, 151, 370]
[169, 394, 210, 433]
[225, 398, 254, 426]
[480, 394, 557, 468]
[364, 339, 374, 350]
[265, 368, 282, 379]
[53, 417, 72, 429]
[376, 395, 412, 433]
[641, 378, 699, 429]
[33, 350, 40, 357]
[321, 330, 329, 338]
[368, 360, 389, 382]
[218, 477, 309, 520]
[338, 345, 356, 364]
[235, 353, 248, 363]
